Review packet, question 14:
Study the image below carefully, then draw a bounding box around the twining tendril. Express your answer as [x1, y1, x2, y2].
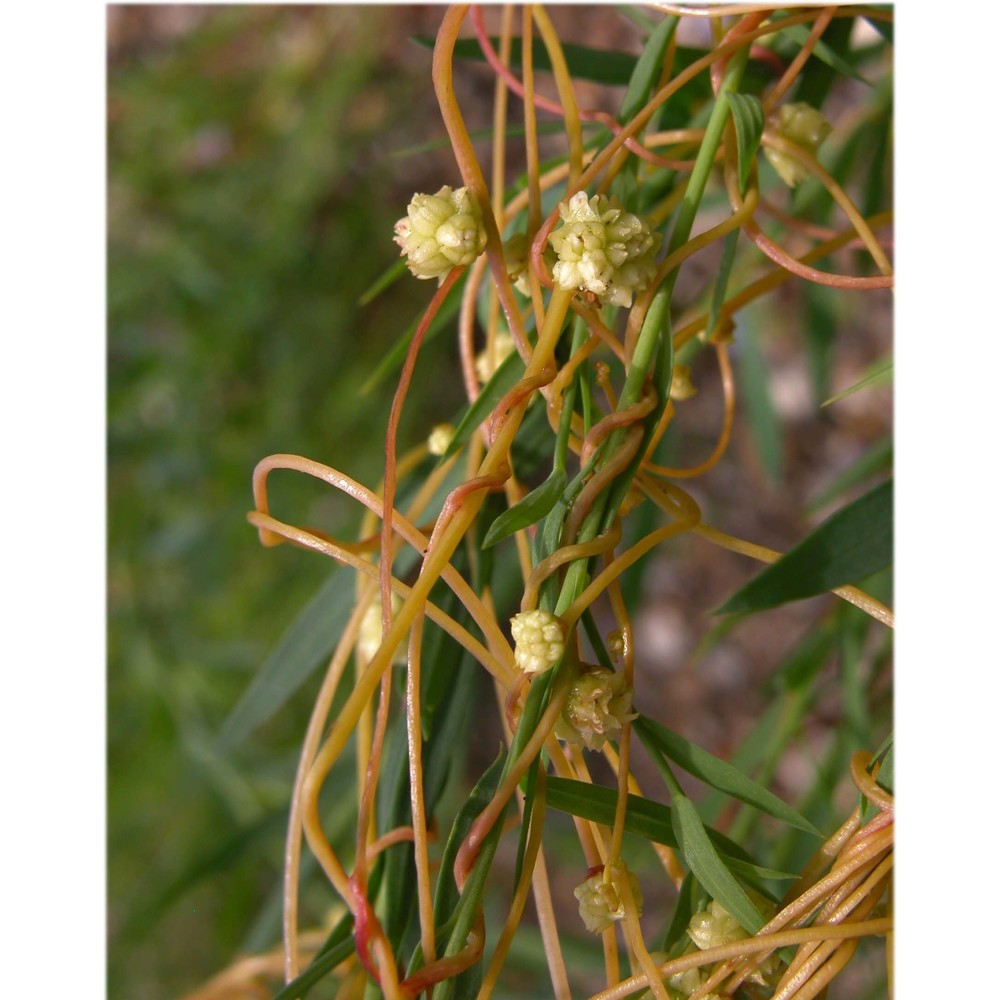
[230, 7, 896, 998]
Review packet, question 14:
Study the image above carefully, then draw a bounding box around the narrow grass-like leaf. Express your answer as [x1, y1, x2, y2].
[512, 762, 541, 897]
[717, 478, 893, 614]
[670, 792, 764, 933]
[482, 468, 567, 548]
[272, 930, 355, 1000]
[217, 567, 352, 751]
[618, 15, 677, 124]
[790, 16, 856, 109]
[724, 92, 764, 194]
[442, 349, 524, 460]
[359, 277, 464, 394]
[660, 873, 699, 953]
[707, 229, 740, 342]
[861, 733, 894, 821]
[272, 856, 386, 999]
[358, 258, 407, 306]
[777, 21, 871, 85]
[619, 4, 659, 34]
[822, 358, 892, 406]
[634, 715, 821, 836]
[875, 738, 894, 794]
[433, 748, 507, 924]
[545, 778, 794, 886]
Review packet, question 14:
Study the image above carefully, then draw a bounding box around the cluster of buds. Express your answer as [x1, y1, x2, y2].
[667, 968, 722, 1000]
[394, 185, 487, 281]
[510, 609, 566, 675]
[574, 861, 643, 934]
[555, 665, 636, 751]
[688, 899, 746, 952]
[763, 102, 832, 188]
[687, 899, 778, 987]
[549, 192, 660, 307]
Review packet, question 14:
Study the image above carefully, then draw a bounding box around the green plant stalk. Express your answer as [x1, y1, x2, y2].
[557, 47, 752, 604]
[553, 317, 589, 476]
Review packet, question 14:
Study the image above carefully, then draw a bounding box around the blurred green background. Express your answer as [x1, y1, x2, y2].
[107, 8, 473, 995]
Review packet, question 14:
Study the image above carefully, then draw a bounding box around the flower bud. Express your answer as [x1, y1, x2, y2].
[357, 594, 406, 667]
[394, 186, 487, 281]
[670, 364, 697, 401]
[474, 328, 516, 384]
[502, 232, 531, 295]
[510, 609, 566, 674]
[764, 102, 832, 188]
[686, 896, 779, 985]
[667, 968, 721, 999]
[549, 191, 660, 307]
[555, 666, 636, 751]
[574, 861, 642, 934]
[606, 630, 625, 662]
[427, 423, 455, 457]
[688, 900, 745, 952]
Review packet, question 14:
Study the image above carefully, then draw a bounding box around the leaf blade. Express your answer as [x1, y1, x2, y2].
[482, 469, 567, 548]
[717, 478, 893, 615]
[216, 567, 353, 751]
[724, 91, 764, 194]
[670, 792, 764, 933]
[634, 716, 821, 836]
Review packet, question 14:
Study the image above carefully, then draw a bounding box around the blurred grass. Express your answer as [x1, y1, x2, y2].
[107, 8, 466, 996]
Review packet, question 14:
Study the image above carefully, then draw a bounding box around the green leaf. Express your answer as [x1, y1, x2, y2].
[545, 778, 794, 887]
[724, 92, 764, 194]
[634, 716, 821, 836]
[823, 358, 892, 406]
[717, 479, 893, 615]
[670, 791, 765, 933]
[272, 928, 355, 1000]
[482, 468, 567, 548]
[707, 228, 740, 342]
[512, 763, 541, 898]
[216, 567, 353, 751]
[861, 733, 893, 821]
[875, 739, 894, 795]
[778, 21, 871, 86]
[416, 35, 639, 87]
[358, 258, 407, 306]
[359, 277, 464, 394]
[660, 873, 699, 952]
[442, 348, 525, 461]
[433, 748, 507, 924]
[790, 16, 856, 109]
[618, 15, 678, 124]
